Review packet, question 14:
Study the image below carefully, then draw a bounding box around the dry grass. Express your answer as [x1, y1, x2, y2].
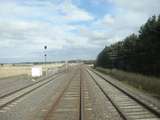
[96, 67, 160, 98]
[0, 66, 31, 78]
[0, 63, 64, 79]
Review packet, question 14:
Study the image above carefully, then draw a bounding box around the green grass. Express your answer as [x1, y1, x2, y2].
[96, 67, 160, 98]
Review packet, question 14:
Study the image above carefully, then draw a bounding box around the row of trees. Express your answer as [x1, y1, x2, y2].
[96, 15, 160, 76]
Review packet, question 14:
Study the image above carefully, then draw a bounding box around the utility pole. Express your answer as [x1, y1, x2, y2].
[44, 45, 47, 76]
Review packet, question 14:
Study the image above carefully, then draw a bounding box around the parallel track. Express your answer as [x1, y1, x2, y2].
[0, 73, 62, 110]
[87, 68, 160, 120]
[0, 73, 60, 99]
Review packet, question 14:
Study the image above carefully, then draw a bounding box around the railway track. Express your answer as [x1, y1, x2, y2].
[0, 72, 62, 110]
[44, 69, 81, 120]
[87, 68, 160, 120]
[0, 72, 61, 99]
[1, 65, 160, 120]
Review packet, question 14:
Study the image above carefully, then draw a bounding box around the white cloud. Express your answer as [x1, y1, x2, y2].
[0, 0, 95, 61]
[0, 0, 159, 62]
[88, 0, 160, 46]
[95, 14, 115, 26]
[109, 0, 160, 15]
[59, 0, 94, 21]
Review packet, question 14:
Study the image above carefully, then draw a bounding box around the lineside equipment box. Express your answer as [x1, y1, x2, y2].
[32, 67, 42, 77]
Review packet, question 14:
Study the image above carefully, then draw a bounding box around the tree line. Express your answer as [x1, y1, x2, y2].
[95, 15, 160, 76]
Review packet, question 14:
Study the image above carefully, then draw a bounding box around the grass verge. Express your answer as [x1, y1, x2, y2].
[96, 67, 160, 98]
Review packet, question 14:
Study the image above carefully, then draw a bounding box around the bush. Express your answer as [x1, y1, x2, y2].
[96, 67, 160, 97]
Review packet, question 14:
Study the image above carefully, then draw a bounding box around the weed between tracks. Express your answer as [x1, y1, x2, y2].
[96, 67, 160, 99]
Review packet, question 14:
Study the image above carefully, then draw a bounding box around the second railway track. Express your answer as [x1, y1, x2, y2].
[0, 72, 63, 110]
[87, 68, 160, 120]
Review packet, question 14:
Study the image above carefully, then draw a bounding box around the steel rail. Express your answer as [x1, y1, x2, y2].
[87, 68, 160, 119]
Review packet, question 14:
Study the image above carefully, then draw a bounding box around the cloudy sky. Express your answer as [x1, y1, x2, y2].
[0, 0, 160, 63]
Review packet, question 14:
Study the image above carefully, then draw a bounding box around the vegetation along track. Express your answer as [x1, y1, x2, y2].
[0, 72, 62, 110]
[87, 68, 160, 120]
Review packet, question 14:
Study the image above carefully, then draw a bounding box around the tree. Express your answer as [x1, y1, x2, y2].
[96, 14, 160, 76]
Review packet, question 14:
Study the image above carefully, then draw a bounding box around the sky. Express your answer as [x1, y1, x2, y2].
[0, 0, 160, 63]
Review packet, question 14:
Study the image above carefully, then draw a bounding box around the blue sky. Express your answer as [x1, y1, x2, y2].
[0, 0, 160, 63]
